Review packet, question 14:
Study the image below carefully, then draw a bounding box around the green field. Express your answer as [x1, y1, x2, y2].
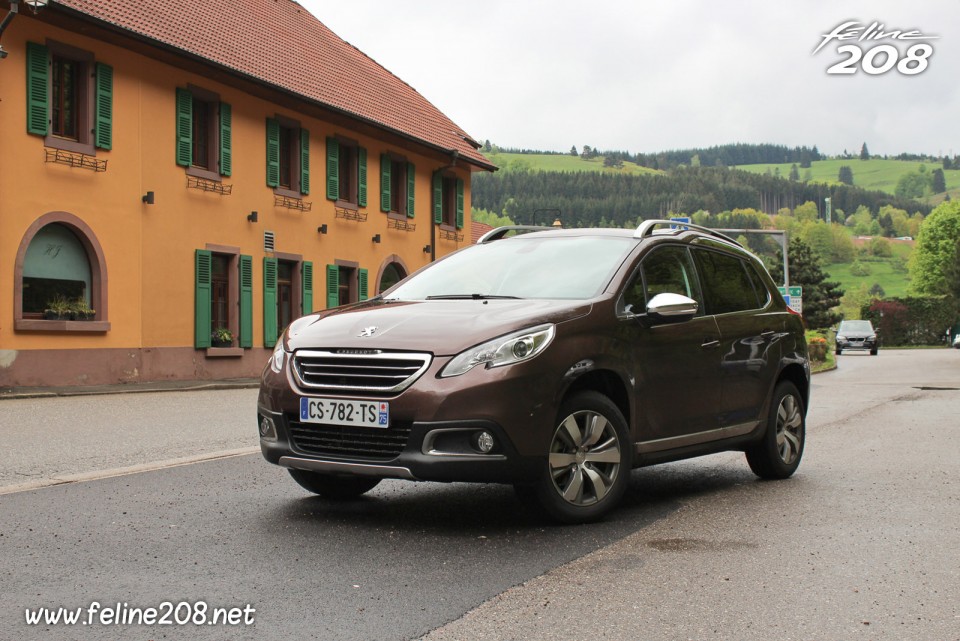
[825, 260, 911, 298]
[483, 151, 661, 175]
[737, 158, 960, 200]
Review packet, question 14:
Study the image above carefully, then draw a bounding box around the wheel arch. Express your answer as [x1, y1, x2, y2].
[777, 363, 810, 412]
[561, 369, 631, 429]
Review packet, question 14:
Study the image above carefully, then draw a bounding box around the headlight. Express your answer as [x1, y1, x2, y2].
[440, 324, 555, 378]
[836, 335, 846, 341]
[868, 335, 876, 341]
[270, 339, 287, 373]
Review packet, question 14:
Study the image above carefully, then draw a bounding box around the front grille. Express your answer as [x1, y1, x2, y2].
[292, 350, 431, 395]
[287, 420, 412, 460]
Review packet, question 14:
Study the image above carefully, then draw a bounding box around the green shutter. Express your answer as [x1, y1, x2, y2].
[300, 128, 310, 195]
[326, 264, 339, 309]
[175, 88, 192, 167]
[380, 154, 391, 212]
[265, 118, 280, 188]
[432, 172, 443, 224]
[359, 268, 369, 301]
[358, 147, 368, 207]
[302, 261, 314, 314]
[239, 255, 253, 348]
[26, 42, 49, 136]
[407, 162, 416, 218]
[456, 178, 465, 229]
[195, 250, 212, 349]
[94, 63, 113, 150]
[326, 137, 339, 200]
[263, 257, 278, 346]
[219, 102, 232, 177]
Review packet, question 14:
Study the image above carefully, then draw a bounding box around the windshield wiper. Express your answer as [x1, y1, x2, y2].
[425, 294, 522, 300]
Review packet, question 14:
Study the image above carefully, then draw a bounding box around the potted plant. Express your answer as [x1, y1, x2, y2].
[211, 327, 234, 347]
[72, 297, 96, 321]
[43, 294, 73, 320]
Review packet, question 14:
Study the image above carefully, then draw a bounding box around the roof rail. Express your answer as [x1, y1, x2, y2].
[476, 225, 553, 244]
[633, 219, 742, 248]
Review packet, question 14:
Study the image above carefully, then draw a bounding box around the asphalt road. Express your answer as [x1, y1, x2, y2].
[1, 349, 958, 640]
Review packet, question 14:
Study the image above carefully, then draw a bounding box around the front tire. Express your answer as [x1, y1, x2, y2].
[519, 391, 631, 524]
[746, 381, 805, 479]
[288, 469, 381, 499]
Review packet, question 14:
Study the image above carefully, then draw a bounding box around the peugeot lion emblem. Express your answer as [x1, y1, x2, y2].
[358, 326, 378, 338]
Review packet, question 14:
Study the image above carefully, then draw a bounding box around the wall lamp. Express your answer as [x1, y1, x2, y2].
[422, 244, 432, 254]
[1, 1, 49, 60]
[247, 211, 258, 223]
[371, 234, 381, 244]
[142, 191, 155, 205]
[317, 224, 328, 235]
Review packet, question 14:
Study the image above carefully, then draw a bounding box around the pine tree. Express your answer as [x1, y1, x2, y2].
[769, 237, 843, 329]
[838, 165, 854, 185]
[932, 168, 947, 193]
[789, 164, 800, 181]
[570, 145, 579, 157]
[860, 142, 870, 160]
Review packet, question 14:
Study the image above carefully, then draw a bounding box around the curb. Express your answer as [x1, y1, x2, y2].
[0, 379, 260, 401]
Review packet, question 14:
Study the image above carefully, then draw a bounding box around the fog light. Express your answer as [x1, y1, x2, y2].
[475, 431, 495, 454]
[259, 415, 277, 441]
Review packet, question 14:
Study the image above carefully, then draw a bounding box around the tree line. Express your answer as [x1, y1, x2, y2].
[471, 166, 930, 228]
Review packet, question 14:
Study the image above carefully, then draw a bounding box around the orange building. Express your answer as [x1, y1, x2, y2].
[0, 0, 494, 387]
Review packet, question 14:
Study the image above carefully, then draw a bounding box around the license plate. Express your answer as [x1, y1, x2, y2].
[299, 397, 389, 428]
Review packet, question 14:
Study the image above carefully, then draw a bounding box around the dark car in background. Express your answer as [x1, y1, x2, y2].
[835, 319, 879, 355]
[257, 221, 810, 523]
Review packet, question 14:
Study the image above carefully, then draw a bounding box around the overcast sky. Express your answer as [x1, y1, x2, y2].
[301, 1, 957, 158]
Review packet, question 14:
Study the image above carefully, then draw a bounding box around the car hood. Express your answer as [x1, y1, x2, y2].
[284, 299, 593, 356]
[838, 329, 875, 338]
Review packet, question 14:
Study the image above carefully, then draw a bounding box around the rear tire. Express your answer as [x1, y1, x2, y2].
[746, 381, 805, 480]
[519, 391, 631, 524]
[288, 469, 381, 499]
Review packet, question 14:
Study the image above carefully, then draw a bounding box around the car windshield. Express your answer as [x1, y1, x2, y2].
[840, 320, 874, 332]
[384, 235, 636, 301]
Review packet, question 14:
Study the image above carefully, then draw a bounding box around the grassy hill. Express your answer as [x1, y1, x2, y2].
[483, 151, 661, 175]
[736, 159, 960, 201]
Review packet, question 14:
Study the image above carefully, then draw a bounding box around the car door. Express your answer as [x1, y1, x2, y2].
[691, 247, 781, 429]
[619, 245, 722, 444]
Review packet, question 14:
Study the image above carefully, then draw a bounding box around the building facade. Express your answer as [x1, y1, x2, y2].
[0, 0, 493, 387]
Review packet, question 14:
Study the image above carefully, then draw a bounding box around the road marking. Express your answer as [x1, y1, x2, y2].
[0, 447, 260, 496]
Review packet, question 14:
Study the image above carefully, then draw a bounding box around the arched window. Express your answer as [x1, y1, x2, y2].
[15, 212, 109, 331]
[22, 224, 92, 316]
[376, 257, 409, 295]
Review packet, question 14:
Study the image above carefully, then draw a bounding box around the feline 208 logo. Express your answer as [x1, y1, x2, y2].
[814, 21, 939, 76]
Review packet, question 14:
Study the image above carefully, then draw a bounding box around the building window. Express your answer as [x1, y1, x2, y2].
[380, 155, 415, 217]
[266, 118, 309, 195]
[433, 173, 464, 229]
[195, 249, 251, 349]
[377, 260, 407, 295]
[262, 257, 311, 347]
[325, 263, 368, 309]
[326, 137, 367, 207]
[176, 87, 231, 178]
[26, 41, 113, 154]
[14, 212, 110, 332]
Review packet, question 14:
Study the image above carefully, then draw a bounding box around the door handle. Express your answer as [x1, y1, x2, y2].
[701, 338, 720, 349]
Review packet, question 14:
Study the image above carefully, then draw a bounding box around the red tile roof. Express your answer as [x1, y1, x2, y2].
[471, 221, 494, 244]
[53, 0, 494, 170]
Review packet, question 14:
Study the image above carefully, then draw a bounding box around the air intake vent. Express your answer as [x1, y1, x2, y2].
[264, 231, 275, 252]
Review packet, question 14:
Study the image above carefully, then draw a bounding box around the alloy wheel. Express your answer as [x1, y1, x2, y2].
[776, 394, 803, 465]
[548, 409, 622, 507]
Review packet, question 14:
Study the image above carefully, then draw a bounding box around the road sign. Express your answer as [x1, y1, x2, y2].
[778, 286, 803, 314]
[669, 216, 690, 229]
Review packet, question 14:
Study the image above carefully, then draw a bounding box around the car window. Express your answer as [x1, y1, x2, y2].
[385, 235, 636, 301]
[623, 245, 703, 315]
[839, 320, 874, 332]
[744, 261, 771, 308]
[692, 248, 760, 315]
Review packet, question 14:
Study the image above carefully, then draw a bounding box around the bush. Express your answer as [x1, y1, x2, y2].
[861, 296, 958, 346]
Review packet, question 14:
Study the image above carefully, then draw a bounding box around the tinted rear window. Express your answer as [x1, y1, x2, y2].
[693, 249, 761, 314]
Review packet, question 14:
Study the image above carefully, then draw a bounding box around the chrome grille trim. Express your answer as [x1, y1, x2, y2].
[292, 350, 432, 394]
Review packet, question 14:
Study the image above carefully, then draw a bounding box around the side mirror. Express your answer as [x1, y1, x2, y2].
[646, 293, 699, 325]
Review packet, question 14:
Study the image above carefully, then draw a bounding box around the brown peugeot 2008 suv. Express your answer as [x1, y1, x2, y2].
[258, 221, 810, 523]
